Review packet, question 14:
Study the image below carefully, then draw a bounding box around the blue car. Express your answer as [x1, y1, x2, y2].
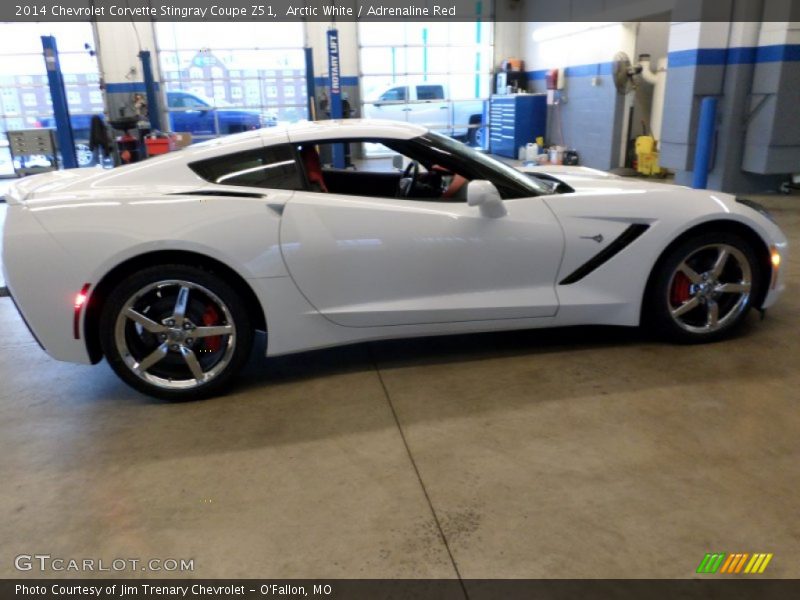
[38, 91, 277, 167]
[166, 90, 276, 139]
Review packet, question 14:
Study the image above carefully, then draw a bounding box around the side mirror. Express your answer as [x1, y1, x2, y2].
[392, 155, 404, 171]
[467, 180, 507, 218]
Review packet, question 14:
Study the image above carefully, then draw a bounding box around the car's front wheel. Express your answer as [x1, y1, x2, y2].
[648, 232, 763, 343]
[99, 265, 253, 400]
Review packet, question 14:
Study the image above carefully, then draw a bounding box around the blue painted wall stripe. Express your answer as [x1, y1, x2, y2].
[526, 62, 612, 81]
[669, 44, 800, 67]
[668, 48, 727, 67]
[755, 44, 800, 63]
[106, 82, 160, 93]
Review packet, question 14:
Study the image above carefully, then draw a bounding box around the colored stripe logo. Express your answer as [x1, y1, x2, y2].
[697, 553, 773, 574]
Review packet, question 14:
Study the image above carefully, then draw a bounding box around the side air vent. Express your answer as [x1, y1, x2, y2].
[170, 190, 266, 199]
[559, 223, 650, 285]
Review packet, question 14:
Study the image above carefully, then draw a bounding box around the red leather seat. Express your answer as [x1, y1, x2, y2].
[300, 145, 328, 193]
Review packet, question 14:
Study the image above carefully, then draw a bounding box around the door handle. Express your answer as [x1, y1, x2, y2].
[267, 203, 284, 215]
[439, 106, 448, 109]
[401, 108, 412, 112]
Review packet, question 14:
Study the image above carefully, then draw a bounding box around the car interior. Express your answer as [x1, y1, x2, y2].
[297, 140, 471, 202]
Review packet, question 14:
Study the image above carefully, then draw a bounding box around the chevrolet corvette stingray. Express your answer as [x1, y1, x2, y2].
[2, 120, 788, 399]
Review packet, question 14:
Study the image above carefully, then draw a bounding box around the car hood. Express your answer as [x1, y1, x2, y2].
[518, 164, 685, 195]
[517, 164, 768, 221]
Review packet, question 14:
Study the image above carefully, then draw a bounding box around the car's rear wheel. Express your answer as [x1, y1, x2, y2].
[99, 265, 253, 400]
[648, 232, 762, 343]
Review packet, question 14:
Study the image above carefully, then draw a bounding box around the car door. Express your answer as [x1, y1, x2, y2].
[279, 191, 564, 328]
[166, 92, 191, 134]
[368, 86, 410, 123]
[167, 92, 216, 137]
[412, 84, 450, 131]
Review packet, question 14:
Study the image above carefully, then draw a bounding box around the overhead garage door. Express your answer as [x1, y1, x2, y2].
[358, 18, 494, 154]
[0, 22, 101, 174]
[155, 22, 308, 142]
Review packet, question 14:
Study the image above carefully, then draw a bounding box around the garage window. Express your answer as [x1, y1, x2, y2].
[190, 145, 303, 190]
[358, 17, 493, 151]
[0, 22, 101, 174]
[379, 87, 407, 102]
[156, 22, 308, 142]
[416, 85, 444, 101]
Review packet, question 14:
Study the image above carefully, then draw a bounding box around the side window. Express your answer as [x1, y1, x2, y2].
[183, 95, 208, 109]
[416, 85, 444, 101]
[189, 144, 303, 190]
[297, 139, 471, 202]
[379, 87, 407, 102]
[167, 93, 183, 109]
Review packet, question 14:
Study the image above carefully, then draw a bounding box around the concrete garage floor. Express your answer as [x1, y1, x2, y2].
[0, 194, 798, 580]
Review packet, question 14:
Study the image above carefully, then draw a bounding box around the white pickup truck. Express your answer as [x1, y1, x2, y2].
[364, 83, 485, 145]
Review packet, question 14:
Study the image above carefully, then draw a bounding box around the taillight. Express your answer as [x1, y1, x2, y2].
[73, 283, 91, 339]
[770, 247, 781, 290]
[74, 291, 88, 308]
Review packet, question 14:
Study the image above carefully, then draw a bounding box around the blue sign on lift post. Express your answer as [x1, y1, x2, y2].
[327, 28, 346, 169]
[41, 35, 77, 169]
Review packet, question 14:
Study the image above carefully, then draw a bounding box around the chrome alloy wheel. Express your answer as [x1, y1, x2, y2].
[113, 280, 236, 390]
[667, 243, 752, 334]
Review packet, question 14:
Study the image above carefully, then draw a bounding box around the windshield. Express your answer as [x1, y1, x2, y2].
[424, 130, 554, 196]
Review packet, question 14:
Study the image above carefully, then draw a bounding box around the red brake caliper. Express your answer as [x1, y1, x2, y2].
[201, 304, 222, 353]
[670, 272, 692, 306]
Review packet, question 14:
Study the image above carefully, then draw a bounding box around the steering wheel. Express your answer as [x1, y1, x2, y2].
[399, 160, 420, 197]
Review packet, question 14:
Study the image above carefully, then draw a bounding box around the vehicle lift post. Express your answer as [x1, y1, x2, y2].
[326, 28, 346, 169]
[41, 35, 77, 169]
[138, 50, 162, 132]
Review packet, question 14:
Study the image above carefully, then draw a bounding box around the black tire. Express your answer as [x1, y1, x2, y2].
[99, 264, 254, 400]
[466, 115, 482, 146]
[474, 126, 485, 148]
[647, 232, 763, 343]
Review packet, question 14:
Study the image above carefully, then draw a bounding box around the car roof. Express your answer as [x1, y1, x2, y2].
[170, 119, 428, 164]
[279, 119, 429, 143]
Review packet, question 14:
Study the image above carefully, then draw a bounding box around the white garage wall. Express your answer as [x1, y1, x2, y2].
[93, 21, 160, 84]
[522, 22, 637, 78]
[521, 22, 637, 170]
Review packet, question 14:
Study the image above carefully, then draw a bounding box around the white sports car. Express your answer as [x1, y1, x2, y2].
[2, 120, 788, 399]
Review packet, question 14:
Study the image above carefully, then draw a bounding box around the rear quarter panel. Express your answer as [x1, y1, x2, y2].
[5, 191, 288, 363]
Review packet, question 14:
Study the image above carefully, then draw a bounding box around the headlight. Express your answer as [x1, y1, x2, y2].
[736, 197, 776, 223]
